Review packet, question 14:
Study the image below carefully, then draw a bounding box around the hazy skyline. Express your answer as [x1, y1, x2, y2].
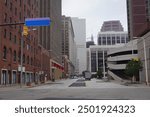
[62, 0, 127, 42]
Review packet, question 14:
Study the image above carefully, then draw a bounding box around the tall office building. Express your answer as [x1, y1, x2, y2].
[62, 16, 77, 77]
[39, 0, 62, 64]
[127, 0, 150, 40]
[39, 0, 63, 80]
[71, 17, 86, 74]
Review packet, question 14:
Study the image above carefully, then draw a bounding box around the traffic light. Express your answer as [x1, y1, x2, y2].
[23, 25, 29, 36]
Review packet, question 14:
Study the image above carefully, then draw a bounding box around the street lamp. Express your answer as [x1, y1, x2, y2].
[134, 37, 149, 85]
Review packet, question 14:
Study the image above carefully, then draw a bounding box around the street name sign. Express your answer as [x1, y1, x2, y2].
[25, 18, 51, 27]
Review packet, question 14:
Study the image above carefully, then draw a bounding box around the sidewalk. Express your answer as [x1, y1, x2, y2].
[0, 79, 57, 90]
[0, 78, 77, 90]
[85, 78, 149, 88]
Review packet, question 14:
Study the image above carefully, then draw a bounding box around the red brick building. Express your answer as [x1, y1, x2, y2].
[127, 0, 150, 39]
[0, 0, 50, 86]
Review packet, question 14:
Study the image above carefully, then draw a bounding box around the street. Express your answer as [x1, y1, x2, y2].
[0, 78, 150, 100]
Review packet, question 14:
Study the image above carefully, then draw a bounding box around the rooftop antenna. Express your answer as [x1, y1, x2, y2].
[91, 34, 94, 41]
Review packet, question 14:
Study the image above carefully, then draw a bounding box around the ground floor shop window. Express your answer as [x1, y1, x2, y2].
[1, 70, 7, 85]
[22, 73, 26, 84]
[12, 71, 17, 84]
[31, 73, 34, 83]
[26, 73, 30, 83]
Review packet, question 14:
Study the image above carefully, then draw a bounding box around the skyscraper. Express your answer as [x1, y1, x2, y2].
[62, 16, 77, 77]
[101, 20, 124, 32]
[71, 17, 86, 74]
[127, 0, 150, 39]
[39, 0, 63, 80]
[39, 0, 62, 64]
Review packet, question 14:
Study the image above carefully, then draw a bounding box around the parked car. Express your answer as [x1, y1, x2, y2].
[82, 71, 92, 80]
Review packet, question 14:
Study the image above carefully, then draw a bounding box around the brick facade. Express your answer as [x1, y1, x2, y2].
[0, 0, 50, 85]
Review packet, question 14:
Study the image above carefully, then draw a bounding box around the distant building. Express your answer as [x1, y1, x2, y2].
[86, 35, 95, 48]
[98, 31, 128, 46]
[107, 40, 138, 81]
[62, 16, 77, 77]
[71, 17, 87, 74]
[98, 20, 128, 46]
[87, 45, 123, 76]
[101, 20, 124, 32]
[88, 20, 128, 77]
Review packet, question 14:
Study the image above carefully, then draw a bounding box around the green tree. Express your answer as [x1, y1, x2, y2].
[96, 69, 103, 79]
[125, 58, 142, 82]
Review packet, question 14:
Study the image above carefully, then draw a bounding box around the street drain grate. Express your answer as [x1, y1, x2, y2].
[76, 79, 85, 82]
[69, 82, 86, 87]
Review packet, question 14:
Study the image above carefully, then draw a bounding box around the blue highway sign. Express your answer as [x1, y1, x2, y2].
[25, 18, 51, 27]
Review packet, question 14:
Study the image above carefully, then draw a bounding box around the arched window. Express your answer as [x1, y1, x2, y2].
[3, 46, 7, 59]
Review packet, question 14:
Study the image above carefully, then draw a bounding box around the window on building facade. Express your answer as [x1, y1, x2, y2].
[13, 50, 17, 62]
[10, 2, 12, 11]
[27, 56, 29, 64]
[14, 35, 17, 44]
[98, 37, 101, 45]
[112, 37, 115, 45]
[2, 70, 7, 85]
[12, 71, 17, 84]
[18, 51, 21, 63]
[24, 5, 26, 12]
[121, 37, 125, 43]
[4, 13, 7, 22]
[19, 12, 21, 20]
[102, 37, 106, 45]
[3, 46, 7, 59]
[5, 0, 7, 6]
[107, 37, 111, 45]
[15, 8, 17, 16]
[9, 32, 12, 41]
[10, 17, 12, 23]
[23, 54, 26, 64]
[91, 52, 97, 72]
[117, 36, 120, 43]
[20, 0, 22, 6]
[31, 58, 33, 65]
[4, 29, 7, 38]
[9, 48, 12, 61]
[126, 37, 129, 42]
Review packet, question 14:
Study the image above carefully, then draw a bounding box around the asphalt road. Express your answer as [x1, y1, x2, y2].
[0, 78, 150, 100]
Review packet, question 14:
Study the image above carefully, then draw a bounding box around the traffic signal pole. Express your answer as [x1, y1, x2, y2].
[20, 32, 24, 87]
[0, 22, 24, 27]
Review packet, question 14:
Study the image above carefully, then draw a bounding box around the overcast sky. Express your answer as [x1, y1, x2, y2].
[62, 0, 127, 42]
